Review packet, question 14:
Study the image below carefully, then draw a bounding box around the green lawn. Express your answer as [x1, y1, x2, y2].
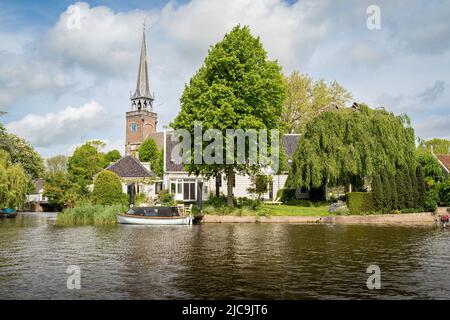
[264, 205, 332, 216]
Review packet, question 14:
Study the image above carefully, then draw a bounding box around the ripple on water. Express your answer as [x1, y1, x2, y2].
[0, 214, 450, 299]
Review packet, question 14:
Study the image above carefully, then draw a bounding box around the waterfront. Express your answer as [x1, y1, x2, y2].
[1, 213, 449, 299]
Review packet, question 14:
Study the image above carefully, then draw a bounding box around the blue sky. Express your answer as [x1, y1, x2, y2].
[1, 0, 449, 158]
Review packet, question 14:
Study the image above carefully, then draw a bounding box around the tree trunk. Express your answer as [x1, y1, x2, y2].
[226, 166, 234, 208]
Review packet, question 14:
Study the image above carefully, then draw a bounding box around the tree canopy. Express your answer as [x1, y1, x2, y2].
[0, 150, 28, 209]
[138, 138, 163, 176]
[105, 150, 122, 164]
[172, 25, 285, 207]
[46, 155, 68, 174]
[68, 143, 106, 191]
[282, 71, 352, 134]
[0, 133, 44, 179]
[418, 138, 450, 155]
[287, 105, 417, 190]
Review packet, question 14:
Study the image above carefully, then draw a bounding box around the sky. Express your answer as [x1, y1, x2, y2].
[1, 0, 449, 158]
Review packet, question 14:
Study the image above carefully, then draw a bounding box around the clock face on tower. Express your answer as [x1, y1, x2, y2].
[130, 123, 138, 132]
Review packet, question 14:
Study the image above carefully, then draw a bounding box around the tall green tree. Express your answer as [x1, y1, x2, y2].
[372, 174, 384, 211]
[172, 25, 285, 207]
[281, 72, 352, 134]
[416, 165, 426, 208]
[287, 105, 416, 191]
[138, 139, 163, 176]
[46, 155, 68, 174]
[0, 133, 44, 179]
[68, 143, 106, 191]
[43, 171, 81, 210]
[105, 150, 121, 164]
[0, 150, 28, 209]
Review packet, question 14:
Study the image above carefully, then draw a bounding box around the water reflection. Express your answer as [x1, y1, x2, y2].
[0, 213, 449, 299]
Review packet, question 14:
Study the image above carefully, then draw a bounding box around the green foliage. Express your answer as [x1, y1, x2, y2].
[92, 170, 127, 206]
[171, 25, 285, 207]
[247, 175, 271, 199]
[277, 188, 296, 203]
[138, 138, 163, 176]
[416, 165, 426, 208]
[347, 192, 374, 215]
[287, 106, 416, 191]
[156, 189, 175, 206]
[43, 171, 82, 211]
[282, 71, 352, 134]
[56, 203, 125, 225]
[105, 150, 121, 164]
[68, 143, 106, 191]
[335, 206, 350, 215]
[418, 138, 450, 155]
[46, 155, 68, 174]
[0, 133, 44, 179]
[417, 150, 444, 184]
[0, 150, 28, 209]
[372, 174, 383, 211]
[438, 177, 450, 206]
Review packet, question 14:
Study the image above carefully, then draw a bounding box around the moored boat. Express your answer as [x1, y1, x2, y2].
[117, 206, 192, 225]
[0, 208, 18, 218]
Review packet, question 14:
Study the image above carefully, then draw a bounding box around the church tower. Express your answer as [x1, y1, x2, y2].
[125, 23, 158, 156]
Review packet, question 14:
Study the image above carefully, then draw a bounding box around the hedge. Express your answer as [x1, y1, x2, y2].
[347, 192, 373, 215]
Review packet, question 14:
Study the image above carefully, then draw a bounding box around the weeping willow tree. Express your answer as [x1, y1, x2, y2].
[286, 104, 416, 191]
[0, 150, 29, 209]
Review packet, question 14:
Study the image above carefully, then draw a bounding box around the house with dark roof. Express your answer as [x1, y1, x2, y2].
[157, 131, 300, 202]
[435, 154, 450, 175]
[105, 155, 162, 199]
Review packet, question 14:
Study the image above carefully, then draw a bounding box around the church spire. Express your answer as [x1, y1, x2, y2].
[131, 20, 153, 110]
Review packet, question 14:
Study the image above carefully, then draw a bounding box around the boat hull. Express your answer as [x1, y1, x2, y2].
[117, 213, 192, 225]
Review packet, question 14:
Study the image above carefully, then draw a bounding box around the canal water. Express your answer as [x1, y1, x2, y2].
[0, 212, 449, 299]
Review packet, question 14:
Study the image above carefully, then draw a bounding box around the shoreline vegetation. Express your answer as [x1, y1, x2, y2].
[56, 203, 126, 225]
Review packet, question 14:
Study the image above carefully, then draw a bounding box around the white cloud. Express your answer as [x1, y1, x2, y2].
[0, 51, 67, 109]
[45, 2, 148, 76]
[6, 101, 108, 148]
[413, 114, 450, 141]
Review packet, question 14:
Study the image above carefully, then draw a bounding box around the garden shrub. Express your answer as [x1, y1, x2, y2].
[347, 192, 373, 215]
[157, 189, 175, 205]
[92, 170, 127, 206]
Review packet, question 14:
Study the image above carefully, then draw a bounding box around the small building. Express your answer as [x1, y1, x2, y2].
[105, 155, 162, 200]
[435, 154, 450, 175]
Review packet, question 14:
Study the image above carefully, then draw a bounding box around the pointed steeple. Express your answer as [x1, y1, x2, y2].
[131, 21, 153, 110]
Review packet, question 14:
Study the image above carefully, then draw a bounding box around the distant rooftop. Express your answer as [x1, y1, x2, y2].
[106, 155, 154, 178]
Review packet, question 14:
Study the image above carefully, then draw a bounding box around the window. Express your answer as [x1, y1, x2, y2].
[155, 182, 163, 194]
[183, 180, 196, 201]
[170, 182, 176, 194]
[177, 180, 182, 194]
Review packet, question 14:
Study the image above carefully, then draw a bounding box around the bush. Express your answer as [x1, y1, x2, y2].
[56, 203, 126, 225]
[347, 192, 373, 215]
[277, 188, 296, 202]
[335, 207, 350, 215]
[92, 170, 127, 206]
[157, 189, 175, 205]
[438, 178, 450, 206]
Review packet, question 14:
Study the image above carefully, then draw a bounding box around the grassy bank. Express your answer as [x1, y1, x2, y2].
[56, 203, 126, 225]
[200, 204, 332, 216]
[265, 205, 331, 216]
